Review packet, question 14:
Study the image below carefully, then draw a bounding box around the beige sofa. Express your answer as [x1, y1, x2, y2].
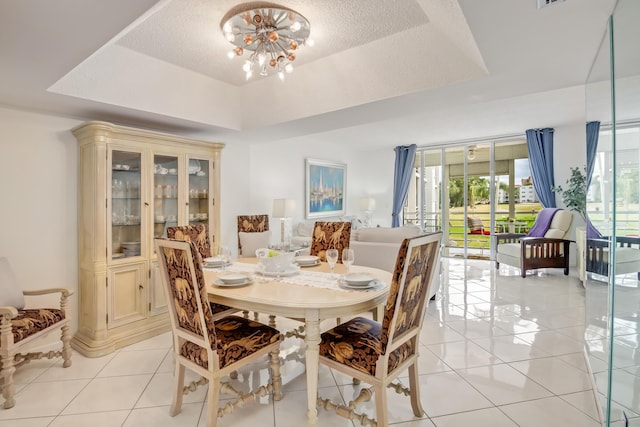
[351, 226, 440, 300]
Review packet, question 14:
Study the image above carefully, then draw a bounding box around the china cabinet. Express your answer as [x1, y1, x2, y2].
[72, 121, 223, 357]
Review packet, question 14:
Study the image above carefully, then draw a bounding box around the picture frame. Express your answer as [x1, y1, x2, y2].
[305, 158, 346, 219]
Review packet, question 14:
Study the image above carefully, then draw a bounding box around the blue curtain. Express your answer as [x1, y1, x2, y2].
[526, 128, 556, 208]
[391, 144, 417, 227]
[585, 121, 602, 238]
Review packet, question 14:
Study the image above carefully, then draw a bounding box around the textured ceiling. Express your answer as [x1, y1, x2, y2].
[117, 0, 430, 86]
[0, 0, 622, 148]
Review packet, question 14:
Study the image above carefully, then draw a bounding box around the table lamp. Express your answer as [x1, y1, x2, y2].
[272, 199, 294, 249]
[359, 197, 376, 227]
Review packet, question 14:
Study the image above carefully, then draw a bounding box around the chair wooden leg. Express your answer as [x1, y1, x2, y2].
[206, 377, 221, 427]
[408, 362, 425, 417]
[270, 347, 283, 401]
[374, 382, 388, 427]
[170, 363, 185, 417]
[1, 353, 16, 409]
[61, 324, 72, 368]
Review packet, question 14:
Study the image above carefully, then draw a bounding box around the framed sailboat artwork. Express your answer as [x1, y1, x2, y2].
[305, 158, 346, 219]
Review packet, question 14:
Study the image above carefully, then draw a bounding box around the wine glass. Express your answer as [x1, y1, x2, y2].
[342, 248, 354, 274]
[326, 248, 339, 279]
[218, 246, 231, 271]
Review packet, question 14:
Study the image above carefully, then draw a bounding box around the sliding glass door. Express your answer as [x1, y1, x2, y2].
[404, 139, 539, 260]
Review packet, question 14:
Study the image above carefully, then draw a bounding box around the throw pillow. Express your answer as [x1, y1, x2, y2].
[238, 231, 271, 257]
[0, 257, 26, 309]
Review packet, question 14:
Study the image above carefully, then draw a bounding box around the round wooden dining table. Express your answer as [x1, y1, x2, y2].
[204, 259, 391, 425]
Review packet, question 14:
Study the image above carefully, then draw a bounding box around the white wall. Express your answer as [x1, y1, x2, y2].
[0, 107, 79, 332]
[246, 137, 396, 245]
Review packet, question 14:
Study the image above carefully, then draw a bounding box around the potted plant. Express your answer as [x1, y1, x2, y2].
[552, 166, 587, 221]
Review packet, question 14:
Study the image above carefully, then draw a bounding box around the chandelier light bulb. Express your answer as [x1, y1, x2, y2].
[221, 3, 310, 81]
[227, 51, 235, 59]
[306, 38, 315, 47]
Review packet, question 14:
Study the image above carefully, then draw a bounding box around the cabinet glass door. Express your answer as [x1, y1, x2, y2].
[188, 158, 210, 226]
[111, 150, 142, 260]
[153, 154, 179, 239]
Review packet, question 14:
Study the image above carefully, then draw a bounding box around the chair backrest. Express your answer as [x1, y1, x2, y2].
[380, 232, 442, 355]
[167, 224, 211, 259]
[467, 216, 484, 232]
[309, 221, 352, 262]
[237, 214, 270, 253]
[155, 238, 217, 362]
[544, 210, 573, 239]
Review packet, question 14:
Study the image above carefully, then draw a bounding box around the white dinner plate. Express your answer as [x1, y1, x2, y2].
[339, 280, 384, 291]
[343, 273, 375, 286]
[213, 278, 252, 287]
[204, 257, 226, 264]
[217, 273, 248, 284]
[203, 261, 230, 269]
[295, 255, 319, 265]
[297, 260, 320, 267]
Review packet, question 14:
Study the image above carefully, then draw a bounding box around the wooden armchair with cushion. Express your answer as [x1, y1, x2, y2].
[585, 235, 640, 281]
[317, 232, 442, 426]
[495, 208, 573, 278]
[0, 257, 72, 409]
[155, 238, 282, 427]
[467, 216, 491, 235]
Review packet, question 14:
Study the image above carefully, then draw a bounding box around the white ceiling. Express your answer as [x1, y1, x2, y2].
[0, 0, 619, 149]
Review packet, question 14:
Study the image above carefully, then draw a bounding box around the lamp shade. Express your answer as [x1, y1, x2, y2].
[272, 199, 295, 218]
[359, 197, 376, 211]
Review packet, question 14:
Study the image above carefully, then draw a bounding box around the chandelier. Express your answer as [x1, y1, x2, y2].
[221, 2, 311, 81]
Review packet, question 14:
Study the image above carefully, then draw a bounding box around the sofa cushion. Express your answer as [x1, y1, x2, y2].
[353, 226, 421, 244]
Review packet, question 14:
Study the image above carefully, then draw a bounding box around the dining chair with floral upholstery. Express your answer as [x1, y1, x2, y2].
[154, 238, 283, 427]
[0, 257, 73, 409]
[317, 232, 443, 426]
[309, 221, 352, 262]
[167, 224, 237, 320]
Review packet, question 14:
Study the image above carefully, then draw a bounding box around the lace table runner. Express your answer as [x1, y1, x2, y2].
[205, 263, 385, 292]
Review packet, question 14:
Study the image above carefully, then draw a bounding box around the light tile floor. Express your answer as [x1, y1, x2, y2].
[0, 259, 606, 426]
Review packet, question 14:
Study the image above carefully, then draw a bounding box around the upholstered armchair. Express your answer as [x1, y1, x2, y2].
[495, 208, 573, 278]
[236, 214, 270, 257]
[154, 238, 282, 427]
[309, 221, 352, 262]
[317, 232, 442, 426]
[0, 257, 72, 409]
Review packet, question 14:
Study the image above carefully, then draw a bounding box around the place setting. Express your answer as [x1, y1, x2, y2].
[338, 272, 385, 291]
[213, 272, 252, 287]
[202, 257, 230, 269]
[294, 254, 320, 267]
